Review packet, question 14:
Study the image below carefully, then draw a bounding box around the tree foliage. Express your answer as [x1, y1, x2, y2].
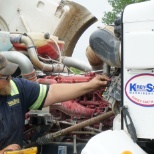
[102, 0, 145, 25]
[70, 67, 82, 74]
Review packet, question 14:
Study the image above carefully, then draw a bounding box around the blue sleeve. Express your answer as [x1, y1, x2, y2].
[12, 78, 49, 112]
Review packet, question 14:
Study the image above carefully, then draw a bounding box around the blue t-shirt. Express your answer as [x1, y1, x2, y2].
[0, 78, 49, 149]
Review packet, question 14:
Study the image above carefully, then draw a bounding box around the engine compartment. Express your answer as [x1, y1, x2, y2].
[0, 31, 121, 150]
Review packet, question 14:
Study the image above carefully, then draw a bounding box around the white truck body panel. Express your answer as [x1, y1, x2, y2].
[81, 130, 147, 154]
[123, 0, 154, 139]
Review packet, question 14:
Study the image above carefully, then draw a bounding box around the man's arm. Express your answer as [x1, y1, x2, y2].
[44, 74, 110, 107]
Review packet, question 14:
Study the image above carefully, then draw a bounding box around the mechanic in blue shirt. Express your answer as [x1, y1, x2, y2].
[0, 54, 110, 154]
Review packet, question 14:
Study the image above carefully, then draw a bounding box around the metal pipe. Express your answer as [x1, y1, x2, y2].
[0, 51, 34, 74]
[10, 34, 69, 73]
[61, 56, 92, 72]
[0, 51, 37, 81]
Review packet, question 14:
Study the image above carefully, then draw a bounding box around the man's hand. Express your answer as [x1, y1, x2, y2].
[87, 74, 111, 92]
[0, 144, 21, 154]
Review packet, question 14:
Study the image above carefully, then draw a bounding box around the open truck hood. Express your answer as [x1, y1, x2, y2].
[0, 0, 97, 56]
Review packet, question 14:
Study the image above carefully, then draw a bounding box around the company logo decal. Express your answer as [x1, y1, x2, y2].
[125, 74, 154, 107]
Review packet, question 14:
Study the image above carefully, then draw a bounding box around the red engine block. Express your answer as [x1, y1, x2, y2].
[37, 73, 111, 128]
